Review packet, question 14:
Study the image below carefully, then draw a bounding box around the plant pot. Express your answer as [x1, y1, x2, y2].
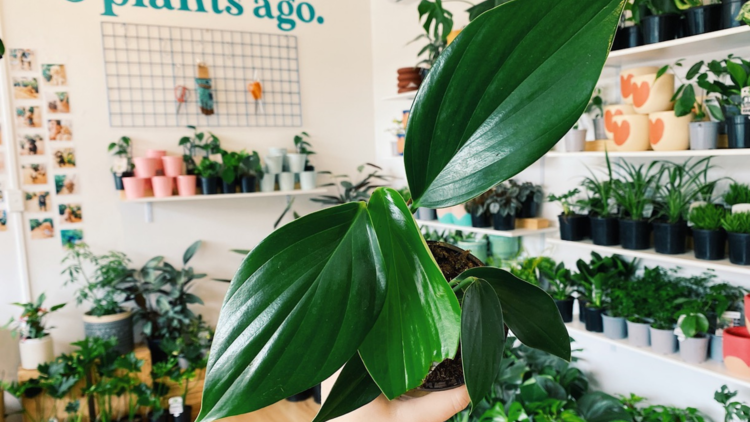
[627, 320, 652, 347]
[728, 232, 750, 265]
[285, 153, 307, 173]
[149, 412, 167, 422]
[300, 171, 317, 191]
[604, 105, 636, 140]
[618, 25, 643, 49]
[649, 327, 678, 355]
[592, 117, 607, 140]
[558, 214, 587, 241]
[679, 337, 709, 364]
[19, 335, 54, 370]
[489, 236, 520, 260]
[176, 175, 197, 196]
[722, 0, 748, 28]
[122, 177, 148, 200]
[519, 198, 539, 218]
[612, 114, 650, 151]
[312, 384, 321, 404]
[554, 297, 575, 323]
[457, 240, 488, 264]
[278, 173, 295, 191]
[692, 228, 726, 260]
[417, 208, 438, 221]
[578, 298, 588, 323]
[649, 111, 691, 151]
[83, 310, 134, 355]
[653, 221, 687, 255]
[584, 307, 604, 333]
[631, 73, 675, 115]
[200, 177, 219, 195]
[590, 216, 620, 246]
[641, 14, 680, 44]
[602, 314, 628, 340]
[492, 213, 515, 231]
[241, 175, 257, 193]
[133, 157, 160, 178]
[286, 389, 314, 402]
[113, 171, 134, 190]
[619, 219, 652, 250]
[689, 121, 719, 150]
[726, 115, 750, 148]
[472, 211, 492, 228]
[222, 179, 238, 194]
[146, 150, 166, 173]
[564, 129, 587, 152]
[147, 338, 169, 364]
[161, 156, 184, 177]
[685, 4, 721, 35]
[265, 155, 284, 174]
[620, 67, 659, 105]
[260, 174, 276, 192]
[723, 327, 750, 377]
[171, 405, 192, 422]
[710, 333, 723, 362]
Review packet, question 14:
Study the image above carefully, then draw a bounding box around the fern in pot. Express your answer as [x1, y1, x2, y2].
[689, 203, 728, 261]
[549, 188, 587, 241]
[3, 293, 65, 370]
[487, 183, 521, 231]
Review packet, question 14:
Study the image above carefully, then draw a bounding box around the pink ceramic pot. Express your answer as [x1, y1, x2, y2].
[152, 176, 174, 197]
[133, 157, 159, 178]
[122, 177, 147, 200]
[724, 326, 750, 378]
[177, 175, 197, 196]
[146, 150, 167, 173]
[162, 156, 184, 177]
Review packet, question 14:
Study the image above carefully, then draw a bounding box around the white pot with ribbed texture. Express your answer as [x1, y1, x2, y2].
[286, 154, 307, 173]
[19, 335, 54, 370]
[300, 171, 317, 191]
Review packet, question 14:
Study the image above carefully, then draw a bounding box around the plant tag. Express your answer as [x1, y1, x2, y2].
[489, 203, 499, 214]
[642, 204, 654, 219]
[169, 397, 184, 417]
[732, 204, 750, 214]
[645, 187, 655, 199]
[742, 87, 750, 115]
[607, 198, 618, 215]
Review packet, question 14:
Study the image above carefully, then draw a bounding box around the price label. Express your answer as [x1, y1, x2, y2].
[742, 87, 750, 115]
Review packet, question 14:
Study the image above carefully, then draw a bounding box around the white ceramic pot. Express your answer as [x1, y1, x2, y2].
[631, 73, 675, 114]
[620, 66, 660, 105]
[300, 171, 317, 191]
[260, 174, 276, 192]
[265, 155, 283, 174]
[564, 129, 587, 152]
[604, 104, 636, 140]
[286, 154, 307, 173]
[680, 337, 709, 364]
[19, 335, 54, 370]
[649, 111, 691, 151]
[268, 147, 287, 157]
[278, 172, 295, 191]
[612, 114, 650, 151]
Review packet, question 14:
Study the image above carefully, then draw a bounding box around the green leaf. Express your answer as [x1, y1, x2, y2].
[675, 85, 696, 117]
[197, 203, 387, 422]
[461, 278, 505, 410]
[520, 377, 549, 402]
[656, 65, 669, 79]
[313, 354, 382, 422]
[359, 188, 461, 400]
[404, 0, 624, 209]
[454, 267, 571, 361]
[727, 60, 748, 88]
[577, 392, 633, 422]
[183, 240, 202, 265]
[686, 61, 704, 80]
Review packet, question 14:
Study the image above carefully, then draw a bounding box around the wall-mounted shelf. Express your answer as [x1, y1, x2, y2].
[416, 219, 557, 238]
[382, 91, 417, 101]
[566, 320, 750, 388]
[545, 148, 750, 159]
[546, 237, 750, 277]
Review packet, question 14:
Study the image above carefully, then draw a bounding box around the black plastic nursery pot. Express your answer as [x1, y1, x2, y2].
[241, 175, 257, 193]
[221, 179, 238, 194]
[685, 4, 722, 36]
[728, 232, 750, 265]
[113, 171, 134, 190]
[619, 219, 652, 250]
[722, 0, 748, 28]
[585, 307, 605, 333]
[692, 228, 727, 261]
[727, 115, 750, 149]
[519, 198, 539, 218]
[472, 212, 492, 228]
[616, 25, 643, 49]
[200, 177, 220, 195]
[653, 221, 688, 255]
[591, 216, 620, 246]
[555, 297, 575, 323]
[558, 214, 588, 241]
[147, 339, 168, 364]
[493, 213, 516, 231]
[578, 298, 588, 323]
[171, 406, 192, 422]
[148, 412, 167, 422]
[641, 14, 680, 44]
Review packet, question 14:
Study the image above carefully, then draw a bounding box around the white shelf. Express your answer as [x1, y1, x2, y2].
[606, 26, 750, 67]
[566, 320, 750, 388]
[545, 149, 750, 159]
[121, 188, 328, 204]
[546, 237, 750, 277]
[416, 219, 557, 238]
[382, 91, 417, 102]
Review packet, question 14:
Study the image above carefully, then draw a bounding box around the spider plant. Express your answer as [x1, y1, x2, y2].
[612, 160, 661, 221]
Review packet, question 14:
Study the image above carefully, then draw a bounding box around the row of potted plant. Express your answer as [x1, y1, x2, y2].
[462, 181, 543, 230]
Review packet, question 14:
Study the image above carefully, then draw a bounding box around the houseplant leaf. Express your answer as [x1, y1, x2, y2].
[454, 267, 570, 361]
[577, 392, 633, 422]
[197, 203, 387, 422]
[461, 278, 505, 410]
[182, 240, 201, 265]
[405, 0, 625, 209]
[313, 354, 382, 422]
[359, 187, 461, 399]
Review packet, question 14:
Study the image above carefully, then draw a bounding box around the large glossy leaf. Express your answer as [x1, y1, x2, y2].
[461, 278, 505, 410]
[359, 188, 461, 399]
[405, 0, 625, 208]
[577, 392, 633, 422]
[454, 267, 570, 361]
[313, 354, 382, 422]
[197, 203, 387, 422]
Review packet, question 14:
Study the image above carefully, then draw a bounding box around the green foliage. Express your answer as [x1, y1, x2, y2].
[620, 393, 707, 422]
[294, 131, 315, 154]
[689, 204, 727, 231]
[677, 312, 709, 338]
[613, 160, 661, 221]
[312, 163, 392, 205]
[3, 293, 65, 339]
[722, 212, 750, 234]
[107, 136, 134, 173]
[660, 59, 723, 121]
[194, 157, 222, 179]
[586, 88, 604, 118]
[655, 159, 712, 224]
[548, 188, 581, 216]
[238, 150, 262, 178]
[541, 262, 576, 300]
[179, 126, 221, 172]
[487, 183, 522, 217]
[715, 385, 750, 421]
[219, 149, 249, 184]
[580, 154, 617, 218]
[508, 256, 556, 287]
[723, 182, 750, 206]
[412, 0, 454, 68]
[738, 2, 750, 24]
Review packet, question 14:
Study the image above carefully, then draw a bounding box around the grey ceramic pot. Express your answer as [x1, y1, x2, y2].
[680, 337, 709, 364]
[650, 327, 678, 355]
[689, 121, 719, 150]
[83, 310, 134, 355]
[593, 118, 607, 140]
[710, 334, 723, 362]
[602, 314, 628, 339]
[626, 321, 651, 347]
[565, 129, 587, 152]
[417, 208, 438, 221]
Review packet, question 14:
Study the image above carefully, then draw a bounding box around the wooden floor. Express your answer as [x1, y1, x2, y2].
[226, 399, 320, 422]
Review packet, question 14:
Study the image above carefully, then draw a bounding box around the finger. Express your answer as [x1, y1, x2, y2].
[393, 385, 470, 422]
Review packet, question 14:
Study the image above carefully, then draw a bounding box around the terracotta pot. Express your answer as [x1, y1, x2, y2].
[133, 157, 159, 178]
[19, 335, 54, 370]
[620, 66, 659, 105]
[146, 150, 167, 173]
[152, 176, 174, 197]
[122, 177, 148, 200]
[631, 73, 675, 114]
[176, 175, 197, 196]
[604, 104, 636, 140]
[612, 114, 650, 152]
[649, 111, 691, 151]
[162, 156, 184, 177]
[723, 326, 750, 377]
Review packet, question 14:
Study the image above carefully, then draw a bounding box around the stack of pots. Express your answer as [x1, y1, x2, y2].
[396, 67, 424, 94]
[121, 150, 197, 199]
[263, 148, 317, 193]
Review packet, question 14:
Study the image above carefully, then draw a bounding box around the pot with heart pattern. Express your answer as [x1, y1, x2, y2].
[620, 67, 659, 105]
[649, 111, 691, 151]
[612, 114, 650, 152]
[631, 73, 675, 114]
[603, 104, 636, 140]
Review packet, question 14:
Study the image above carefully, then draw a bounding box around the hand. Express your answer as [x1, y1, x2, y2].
[321, 375, 470, 422]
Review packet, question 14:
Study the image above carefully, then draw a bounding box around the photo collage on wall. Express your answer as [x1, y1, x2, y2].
[9, 48, 83, 247]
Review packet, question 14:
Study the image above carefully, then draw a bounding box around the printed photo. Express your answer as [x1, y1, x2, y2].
[61, 229, 84, 248]
[48, 120, 73, 141]
[52, 148, 76, 168]
[59, 204, 83, 224]
[13, 77, 40, 100]
[21, 163, 48, 185]
[10, 49, 35, 71]
[0, 210, 7, 232]
[16, 106, 43, 128]
[41, 64, 67, 86]
[55, 174, 79, 195]
[46, 92, 71, 114]
[25, 191, 51, 213]
[19, 134, 45, 156]
[29, 218, 54, 240]
[0, 153, 5, 173]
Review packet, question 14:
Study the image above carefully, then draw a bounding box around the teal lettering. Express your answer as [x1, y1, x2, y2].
[194, 0, 208, 12]
[133, 0, 148, 7]
[253, 0, 273, 18]
[102, 0, 129, 16]
[211, 0, 223, 13]
[296, 2, 314, 23]
[226, 0, 243, 15]
[178, 0, 191, 10]
[277, 0, 295, 31]
[150, 0, 175, 9]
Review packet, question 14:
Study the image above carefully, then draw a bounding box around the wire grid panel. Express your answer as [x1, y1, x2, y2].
[101, 22, 302, 128]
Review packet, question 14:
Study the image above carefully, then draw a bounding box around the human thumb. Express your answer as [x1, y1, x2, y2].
[393, 385, 470, 422]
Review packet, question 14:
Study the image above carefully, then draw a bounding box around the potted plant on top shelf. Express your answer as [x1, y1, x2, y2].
[289, 132, 315, 173]
[549, 188, 587, 241]
[697, 56, 750, 149]
[109, 136, 134, 191]
[675, 0, 721, 36]
[487, 183, 521, 231]
[194, 158, 222, 195]
[3, 293, 65, 370]
[722, 211, 750, 265]
[613, 160, 660, 250]
[219, 149, 248, 195]
[635, 0, 682, 44]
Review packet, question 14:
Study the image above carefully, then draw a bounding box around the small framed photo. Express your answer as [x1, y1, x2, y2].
[21, 163, 48, 185]
[52, 148, 76, 169]
[48, 119, 73, 141]
[0, 153, 5, 173]
[45, 92, 71, 114]
[59, 203, 83, 224]
[54, 174, 79, 195]
[29, 218, 55, 240]
[41, 64, 67, 86]
[0, 210, 7, 232]
[13, 77, 40, 100]
[25, 191, 51, 213]
[10, 49, 35, 71]
[61, 229, 84, 248]
[19, 134, 45, 156]
[16, 106, 43, 128]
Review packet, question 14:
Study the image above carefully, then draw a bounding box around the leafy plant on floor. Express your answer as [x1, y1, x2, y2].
[722, 212, 750, 234]
[548, 188, 580, 216]
[613, 160, 661, 221]
[3, 293, 65, 339]
[723, 182, 750, 206]
[115, 352, 147, 422]
[689, 204, 727, 231]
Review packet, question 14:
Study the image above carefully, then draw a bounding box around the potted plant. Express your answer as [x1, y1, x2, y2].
[3, 293, 65, 370]
[115, 351, 148, 422]
[194, 158, 222, 195]
[238, 151, 262, 193]
[487, 184, 521, 231]
[722, 211, 750, 265]
[699, 56, 750, 149]
[179, 126, 221, 177]
[541, 262, 576, 323]
[675, 307, 710, 364]
[613, 160, 660, 250]
[723, 182, 750, 210]
[288, 132, 314, 173]
[587, 88, 606, 139]
[675, 0, 721, 35]
[515, 181, 543, 218]
[464, 190, 492, 228]
[564, 123, 587, 152]
[724, 0, 749, 27]
[448, 231, 489, 263]
[636, 0, 682, 44]
[689, 204, 728, 260]
[601, 280, 629, 340]
[63, 244, 137, 354]
[575, 267, 607, 333]
[581, 157, 619, 245]
[109, 136, 134, 190]
[219, 150, 248, 194]
[549, 188, 587, 241]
